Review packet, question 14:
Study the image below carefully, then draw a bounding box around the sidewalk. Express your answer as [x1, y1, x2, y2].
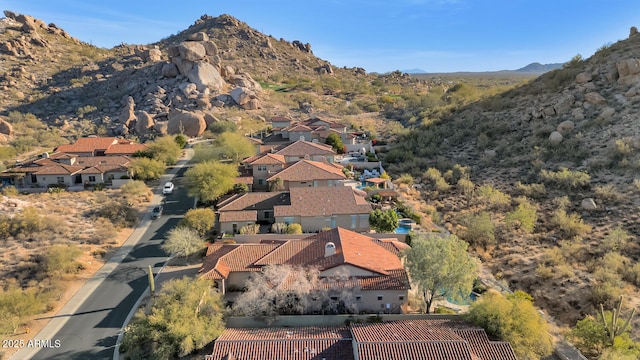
[10, 150, 193, 360]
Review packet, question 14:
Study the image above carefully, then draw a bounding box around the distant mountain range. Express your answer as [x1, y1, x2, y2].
[400, 62, 563, 75]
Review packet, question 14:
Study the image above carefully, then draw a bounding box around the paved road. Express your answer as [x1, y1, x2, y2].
[13, 164, 193, 360]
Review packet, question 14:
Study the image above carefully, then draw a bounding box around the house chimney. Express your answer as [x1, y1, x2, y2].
[325, 242, 336, 257]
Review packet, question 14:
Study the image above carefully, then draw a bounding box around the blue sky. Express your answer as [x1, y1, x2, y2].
[3, 1, 639, 73]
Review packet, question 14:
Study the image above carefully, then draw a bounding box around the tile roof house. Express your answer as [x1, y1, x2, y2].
[273, 140, 337, 163]
[209, 320, 518, 360]
[274, 186, 371, 232]
[1, 154, 132, 188]
[242, 153, 287, 190]
[216, 186, 371, 234]
[54, 137, 146, 157]
[215, 192, 290, 234]
[266, 160, 346, 190]
[200, 227, 410, 312]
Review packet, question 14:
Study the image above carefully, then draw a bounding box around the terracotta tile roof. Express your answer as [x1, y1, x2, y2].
[357, 342, 475, 360]
[300, 117, 347, 130]
[199, 244, 280, 280]
[351, 320, 518, 360]
[211, 327, 354, 360]
[201, 228, 408, 290]
[267, 160, 345, 182]
[274, 140, 336, 157]
[271, 116, 293, 123]
[234, 176, 253, 185]
[217, 192, 290, 212]
[274, 187, 371, 217]
[247, 153, 287, 165]
[365, 177, 388, 184]
[54, 137, 118, 153]
[218, 210, 257, 222]
[73, 156, 132, 167]
[32, 164, 84, 175]
[285, 124, 314, 132]
[306, 228, 404, 275]
[210, 321, 517, 360]
[316, 270, 410, 291]
[103, 143, 147, 155]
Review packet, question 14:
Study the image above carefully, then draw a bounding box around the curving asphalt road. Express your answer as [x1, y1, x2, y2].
[11, 158, 194, 360]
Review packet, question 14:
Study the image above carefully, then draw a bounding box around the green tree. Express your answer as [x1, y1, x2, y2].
[121, 277, 225, 359]
[174, 133, 188, 149]
[369, 208, 399, 233]
[161, 227, 205, 259]
[184, 161, 239, 203]
[404, 233, 479, 313]
[213, 132, 256, 163]
[325, 132, 345, 154]
[146, 135, 182, 165]
[129, 157, 166, 181]
[178, 208, 216, 237]
[466, 290, 554, 360]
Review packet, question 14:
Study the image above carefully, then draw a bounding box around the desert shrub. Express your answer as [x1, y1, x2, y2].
[232, 183, 249, 194]
[551, 209, 592, 238]
[89, 217, 117, 245]
[1, 186, 19, 196]
[42, 244, 84, 277]
[120, 180, 152, 202]
[475, 185, 511, 210]
[514, 181, 547, 199]
[95, 200, 138, 227]
[239, 224, 260, 235]
[552, 195, 571, 210]
[396, 173, 414, 185]
[624, 262, 640, 286]
[369, 209, 399, 233]
[602, 227, 631, 253]
[460, 212, 495, 248]
[174, 134, 188, 148]
[271, 222, 288, 234]
[535, 263, 554, 280]
[505, 197, 537, 233]
[286, 223, 303, 234]
[610, 138, 634, 161]
[594, 184, 623, 204]
[0, 286, 50, 334]
[590, 268, 624, 308]
[76, 105, 97, 118]
[540, 168, 590, 189]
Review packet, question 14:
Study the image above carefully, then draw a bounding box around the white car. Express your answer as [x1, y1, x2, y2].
[162, 182, 174, 194]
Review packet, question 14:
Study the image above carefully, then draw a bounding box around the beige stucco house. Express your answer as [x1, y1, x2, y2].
[200, 227, 410, 314]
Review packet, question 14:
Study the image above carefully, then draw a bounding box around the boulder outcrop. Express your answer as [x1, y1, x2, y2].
[167, 109, 206, 137]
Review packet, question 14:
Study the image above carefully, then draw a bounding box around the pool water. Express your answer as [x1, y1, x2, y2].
[446, 292, 479, 306]
[394, 225, 411, 234]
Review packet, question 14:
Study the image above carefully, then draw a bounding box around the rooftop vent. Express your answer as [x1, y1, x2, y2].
[325, 242, 336, 257]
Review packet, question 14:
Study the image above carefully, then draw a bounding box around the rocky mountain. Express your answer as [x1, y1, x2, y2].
[0, 11, 371, 141]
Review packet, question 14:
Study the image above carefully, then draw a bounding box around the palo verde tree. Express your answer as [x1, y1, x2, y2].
[121, 277, 225, 359]
[213, 131, 256, 163]
[404, 233, 479, 313]
[161, 227, 205, 259]
[178, 208, 216, 237]
[466, 290, 554, 360]
[184, 161, 238, 203]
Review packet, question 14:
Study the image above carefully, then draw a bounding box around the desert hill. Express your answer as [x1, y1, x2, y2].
[384, 27, 640, 335]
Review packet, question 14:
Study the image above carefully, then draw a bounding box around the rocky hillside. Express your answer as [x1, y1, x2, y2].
[385, 26, 640, 337]
[0, 11, 375, 144]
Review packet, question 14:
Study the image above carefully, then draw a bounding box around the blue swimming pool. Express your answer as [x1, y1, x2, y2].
[394, 225, 411, 234]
